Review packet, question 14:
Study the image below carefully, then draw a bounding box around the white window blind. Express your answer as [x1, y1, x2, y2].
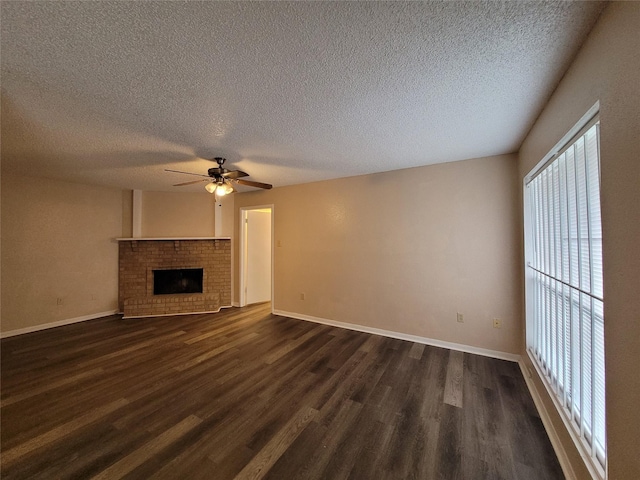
[525, 118, 606, 475]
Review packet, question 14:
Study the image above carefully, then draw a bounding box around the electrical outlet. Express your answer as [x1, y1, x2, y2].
[456, 313, 464, 323]
[300, 293, 305, 300]
[493, 318, 502, 329]
[56, 297, 63, 306]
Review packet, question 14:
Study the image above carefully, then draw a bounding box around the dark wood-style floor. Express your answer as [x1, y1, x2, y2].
[1, 303, 562, 479]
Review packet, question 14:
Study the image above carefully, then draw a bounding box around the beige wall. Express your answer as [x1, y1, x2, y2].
[141, 191, 215, 237]
[518, 3, 640, 479]
[1, 173, 124, 333]
[233, 154, 522, 355]
[220, 194, 235, 238]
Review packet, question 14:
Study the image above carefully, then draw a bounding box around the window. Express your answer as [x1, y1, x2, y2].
[524, 110, 605, 477]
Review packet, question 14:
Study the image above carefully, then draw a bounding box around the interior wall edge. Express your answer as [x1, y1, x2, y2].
[273, 308, 521, 363]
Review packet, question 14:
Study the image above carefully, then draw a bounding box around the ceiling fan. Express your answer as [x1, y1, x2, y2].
[165, 157, 272, 196]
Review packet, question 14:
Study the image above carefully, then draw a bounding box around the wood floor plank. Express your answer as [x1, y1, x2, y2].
[434, 403, 464, 479]
[289, 400, 364, 480]
[418, 346, 448, 420]
[3, 421, 142, 479]
[262, 420, 326, 479]
[444, 349, 464, 408]
[462, 355, 516, 480]
[1, 398, 129, 466]
[346, 418, 395, 480]
[233, 405, 317, 480]
[263, 324, 325, 365]
[152, 453, 221, 480]
[319, 403, 383, 480]
[0, 367, 104, 407]
[384, 350, 443, 479]
[408, 342, 425, 359]
[1, 303, 563, 479]
[90, 414, 202, 480]
[77, 330, 187, 368]
[174, 331, 259, 371]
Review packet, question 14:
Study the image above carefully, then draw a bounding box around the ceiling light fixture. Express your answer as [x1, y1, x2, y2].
[215, 182, 234, 196]
[205, 180, 233, 196]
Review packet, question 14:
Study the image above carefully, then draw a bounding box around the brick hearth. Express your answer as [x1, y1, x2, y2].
[118, 238, 231, 318]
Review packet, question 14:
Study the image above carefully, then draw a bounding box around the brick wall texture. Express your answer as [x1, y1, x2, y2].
[118, 239, 231, 317]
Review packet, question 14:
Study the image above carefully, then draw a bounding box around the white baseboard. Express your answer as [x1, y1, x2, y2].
[122, 304, 233, 319]
[518, 358, 577, 480]
[272, 309, 520, 363]
[0, 310, 119, 338]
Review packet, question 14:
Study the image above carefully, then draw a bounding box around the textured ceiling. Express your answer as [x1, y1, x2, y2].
[1, 1, 605, 192]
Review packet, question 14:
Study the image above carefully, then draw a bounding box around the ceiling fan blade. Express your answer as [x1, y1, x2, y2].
[173, 179, 207, 186]
[233, 178, 273, 190]
[222, 170, 249, 179]
[164, 169, 210, 178]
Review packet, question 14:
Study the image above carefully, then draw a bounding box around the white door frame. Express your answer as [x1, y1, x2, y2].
[239, 205, 274, 308]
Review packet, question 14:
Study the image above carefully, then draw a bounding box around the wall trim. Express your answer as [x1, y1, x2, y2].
[123, 304, 233, 319]
[272, 309, 520, 362]
[0, 310, 119, 338]
[518, 357, 577, 480]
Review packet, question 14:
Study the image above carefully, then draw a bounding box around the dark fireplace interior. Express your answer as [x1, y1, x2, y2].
[153, 268, 204, 295]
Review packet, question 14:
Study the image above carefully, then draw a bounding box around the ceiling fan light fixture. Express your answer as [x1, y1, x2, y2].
[216, 182, 234, 196]
[168, 157, 271, 192]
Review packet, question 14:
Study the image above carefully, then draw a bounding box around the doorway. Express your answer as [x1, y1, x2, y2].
[240, 206, 273, 307]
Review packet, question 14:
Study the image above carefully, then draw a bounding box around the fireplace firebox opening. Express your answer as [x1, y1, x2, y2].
[153, 268, 204, 295]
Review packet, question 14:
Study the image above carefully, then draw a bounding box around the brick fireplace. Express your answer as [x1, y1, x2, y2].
[118, 238, 231, 318]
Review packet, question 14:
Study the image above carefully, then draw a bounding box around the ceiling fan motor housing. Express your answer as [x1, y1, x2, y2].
[167, 156, 271, 189]
[208, 157, 227, 179]
[207, 168, 223, 179]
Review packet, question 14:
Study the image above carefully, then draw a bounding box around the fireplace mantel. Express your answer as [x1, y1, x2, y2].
[116, 237, 230, 241]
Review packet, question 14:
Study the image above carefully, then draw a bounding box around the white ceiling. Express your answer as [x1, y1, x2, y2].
[1, 1, 605, 192]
